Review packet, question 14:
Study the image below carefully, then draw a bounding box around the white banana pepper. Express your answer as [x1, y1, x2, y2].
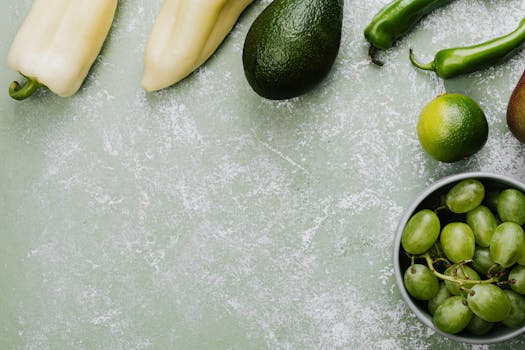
[7, 0, 118, 100]
[142, 0, 254, 92]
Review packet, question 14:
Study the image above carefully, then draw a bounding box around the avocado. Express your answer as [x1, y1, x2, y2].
[507, 69, 525, 143]
[242, 0, 343, 100]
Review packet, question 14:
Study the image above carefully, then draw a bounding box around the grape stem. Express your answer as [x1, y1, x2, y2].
[423, 253, 498, 285]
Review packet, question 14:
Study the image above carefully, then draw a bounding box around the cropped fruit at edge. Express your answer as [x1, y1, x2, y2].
[417, 94, 489, 163]
[507, 69, 525, 143]
[242, 0, 343, 100]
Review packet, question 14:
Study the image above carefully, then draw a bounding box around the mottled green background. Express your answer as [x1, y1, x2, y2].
[1, 0, 525, 349]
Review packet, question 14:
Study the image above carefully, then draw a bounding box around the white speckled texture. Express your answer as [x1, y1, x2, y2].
[1, 0, 525, 349]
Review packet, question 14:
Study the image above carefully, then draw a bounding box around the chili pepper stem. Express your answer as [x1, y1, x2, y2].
[9, 77, 42, 100]
[409, 49, 436, 72]
[368, 45, 384, 66]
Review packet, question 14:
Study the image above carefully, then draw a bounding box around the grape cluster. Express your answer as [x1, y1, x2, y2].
[401, 179, 525, 335]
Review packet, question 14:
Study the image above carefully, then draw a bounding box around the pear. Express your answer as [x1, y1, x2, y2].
[507, 69, 525, 143]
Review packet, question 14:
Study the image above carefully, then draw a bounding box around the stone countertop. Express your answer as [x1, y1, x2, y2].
[1, 0, 524, 349]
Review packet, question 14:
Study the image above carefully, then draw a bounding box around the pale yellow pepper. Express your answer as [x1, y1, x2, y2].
[142, 0, 254, 92]
[8, 0, 118, 100]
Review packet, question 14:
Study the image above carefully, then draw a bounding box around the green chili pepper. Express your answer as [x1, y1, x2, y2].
[364, 0, 454, 66]
[410, 17, 525, 79]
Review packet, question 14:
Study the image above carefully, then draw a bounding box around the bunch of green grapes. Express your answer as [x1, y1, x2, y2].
[402, 179, 525, 335]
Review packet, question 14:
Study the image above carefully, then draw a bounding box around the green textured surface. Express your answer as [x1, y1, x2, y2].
[1, 0, 525, 349]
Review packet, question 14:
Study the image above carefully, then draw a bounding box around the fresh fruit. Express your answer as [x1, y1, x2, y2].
[444, 264, 480, 296]
[483, 188, 500, 213]
[440, 222, 475, 263]
[497, 189, 525, 225]
[242, 0, 343, 99]
[490, 222, 525, 268]
[428, 283, 452, 315]
[445, 179, 485, 214]
[467, 284, 511, 323]
[401, 209, 440, 255]
[503, 290, 525, 328]
[466, 205, 497, 247]
[433, 296, 473, 334]
[404, 264, 439, 300]
[507, 69, 525, 143]
[399, 178, 525, 336]
[417, 93, 488, 163]
[465, 315, 494, 336]
[510, 265, 525, 294]
[471, 247, 498, 276]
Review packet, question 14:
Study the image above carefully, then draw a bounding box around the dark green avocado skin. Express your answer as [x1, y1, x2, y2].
[243, 0, 343, 100]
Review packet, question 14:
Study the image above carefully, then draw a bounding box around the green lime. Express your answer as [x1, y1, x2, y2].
[417, 94, 488, 163]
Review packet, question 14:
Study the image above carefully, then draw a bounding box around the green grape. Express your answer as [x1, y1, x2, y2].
[404, 264, 439, 301]
[428, 283, 452, 315]
[467, 284, 511, 322]
[503, 290, 525, 329]
[401, 209, 440, 255]
[497, 189, 525, 225]
[471, 246, 498, 277]
[483, 188, 500, 213]
[509, 265, 525, 295]
[444, 264, 480, 296]
[517, 242, 525, 266]
[466, 205, 498, 247]
[445, 179, 485, 214]
[433, 296, 473, 334]
[440, 222, 475, 263]
[490, 222, 525, 268]
[465, 315, 494, 336]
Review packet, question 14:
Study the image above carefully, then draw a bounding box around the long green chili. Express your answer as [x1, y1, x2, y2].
[364, 0, 454, 66]
[410, 17, 525, 79]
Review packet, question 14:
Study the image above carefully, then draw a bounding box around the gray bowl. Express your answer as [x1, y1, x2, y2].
[393, 172, 525, 344]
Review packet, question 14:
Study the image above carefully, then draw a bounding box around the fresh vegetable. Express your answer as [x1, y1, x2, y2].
[242, 0, 343, 100]
[7, 0, 117, 100]
[400, 178, 525, 335]
[410, 17, 525, 79]
[142, 0, 254, 92]
[364, 0, 454, 66]
[507, 69, 525, 143]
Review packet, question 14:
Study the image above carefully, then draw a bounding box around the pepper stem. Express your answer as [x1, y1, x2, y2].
[409, 49, 436, 72]
[368, 45, 384, 67]
[9, 77, 42, 100]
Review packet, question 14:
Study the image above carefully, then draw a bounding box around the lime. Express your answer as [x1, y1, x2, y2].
[417, 94, 488, 163]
